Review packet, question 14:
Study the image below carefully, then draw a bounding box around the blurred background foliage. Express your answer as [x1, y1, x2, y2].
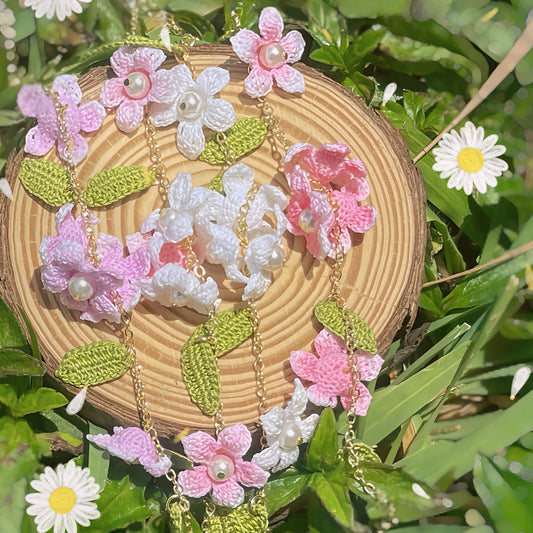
[1, 0, 533, 532]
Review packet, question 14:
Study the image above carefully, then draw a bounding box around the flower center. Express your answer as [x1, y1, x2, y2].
[207, 454, 235, 481]
[176, 89, 206, 120]
[457, 147, 484, 173]
[123, 71, 151, 100]
[159, 208, 180, 230]
[279, 421, 303, 449]
[68, 274, 94, 301]
[264, 244, 284, 272]
[258, 43, 288, 70]
[48, 486, 77, 514]
[298, 209, 317, 233]
[170, 290, 187, 305]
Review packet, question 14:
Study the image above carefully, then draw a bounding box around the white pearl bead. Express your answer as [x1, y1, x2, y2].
[159, 208, 180, 230]
[68, 274, 94, 301]
[207, 454, 235, 481]
[170, 290, 187, 305]
[123, 71, 151, 100]
[279, 421, 303, 449]
[258, 43, 288, 70]
[264, 244, 284, 272]
[298, 209, 318, 233]
[176, 89, 206, 120]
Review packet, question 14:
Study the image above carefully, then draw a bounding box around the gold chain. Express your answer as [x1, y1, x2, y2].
[249, 301, 268, 420]
[221, 5, 243, 40]
[257, 97, 289, 170]
[236, 183, 259, 248]
[216, 131, 236, 168]
[144, 113, 169, 203]
[201, 500, 216, 532]
[166, 17, 198, 77]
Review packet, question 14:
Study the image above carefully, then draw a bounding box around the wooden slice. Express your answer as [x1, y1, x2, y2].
[0, 45, 426, 439]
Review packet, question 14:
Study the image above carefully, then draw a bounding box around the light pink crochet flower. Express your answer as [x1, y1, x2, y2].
[230, 7, 305, 98]
[39, 204, 150, 323]
[17, 75, 105, 164]
[178, 423, 269, 508]
[100, 46, 177, 133]
[86, 426, 172, 477]
[290, 328, 384, 415]
[285, 166, 335, 260]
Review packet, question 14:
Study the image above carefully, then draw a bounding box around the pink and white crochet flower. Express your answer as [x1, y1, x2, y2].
[17, 74, 105, 164]
[150, 64, 236, 159]
[290, 328, 384, 415]
[230, 7, 305, 98]
[178, 423, 269, 508]
[39, 204, 150, 323]
[100, 46, 177, 133]
[86, 426, 172, 477]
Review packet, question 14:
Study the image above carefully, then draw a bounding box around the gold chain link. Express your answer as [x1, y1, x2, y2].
[166, 17, 198, 77]
[249, 301, 268, 420]
[216, 131, 236, 168]
[220, 5, 243, 40]
[144, 113, 169, 203]
[201, 500, 216, 532]
[236, 183, 259, 248]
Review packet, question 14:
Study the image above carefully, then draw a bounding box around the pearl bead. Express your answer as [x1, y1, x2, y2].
[176, 89, 206, 120]
[123, 71, 151, 100]
[264, 244, 284, 272]
[159, 208, 180, 230]
[279, 421, 303, 449]
[298, 209, 318, 233]
[258, 43, 288, 70]
[207, 454, 235, 481]
[68, 274, 94, 301]
[170, 290, 187, 305]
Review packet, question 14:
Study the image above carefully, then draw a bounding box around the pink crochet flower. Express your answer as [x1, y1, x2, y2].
[86, 426, 172, 477]
[290, 328, 384, 415]
[100, 46, 177, 133]
[285, 166, 335, 260]
[230, 7, 305, 98]
[39, 204, 150, 323]
[285, 142, 369, 198]
[178, 423, 269, 508]
[17, 74, 105, 164]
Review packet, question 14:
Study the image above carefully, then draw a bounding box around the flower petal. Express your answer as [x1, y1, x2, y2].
[259, 7, 284, 41]
[314, 328, 345, 358]
[78, 101, 106, 132]
[285, 378, 308, 416]
[150, 69, 179, 104]
[17, 83, 53, 117]
[230, 29, 262, 63]
[244, 67, 273, 99]
[100, 77, 125, 108]
[181, 430, 218, 463]
[115, 100, 144, 133]
[197, 66, 230, 96]
[271, 447, 299, 473]
[150, 101, 178, 127]
[203, 98, 237, 132]
[24, 125, 56, 157]
[235, 459, 269, 487]
[178, 466, 212, 498]
[290, 350, 318, 382]
[132, 47, 166, 73]
[110, 46, 135, 77]
[177, 120, 205, 159]
[272, 64, 305, 94]
[252, 443, 281, 471]
[357, 352, 384, 381]
[218, 423, 252, 457]
[298, 413, 320, 442]
[211, 479, 244, 508]
[281, 30, 305, 63]
[307, 384, 338, 408]
[51, 74, 82, 106]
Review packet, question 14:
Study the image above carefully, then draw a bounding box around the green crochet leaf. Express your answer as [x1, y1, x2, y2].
[85, 166, 156, 206]
[18, 159, 76, 206]
[314, 300, 377, 354]
[199, 117, 269, 165]
[182, 307, 253, 416]
[56, 341, 131, 388]
[207, 502, 268, 533]
[208, 172, 224, 193]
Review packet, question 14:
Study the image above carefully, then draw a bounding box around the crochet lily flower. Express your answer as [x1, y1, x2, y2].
[17, 74, 105, 164]
[230, 6, 305, 98]
[178, 423, 269, 508]
[39, 204, 150, 323]
[100, 46, 177, 133]
[252, 378, 319, 473]
[87, 426, 172, 477]
[290, 328, 384, 415]
[150, 64, 236, 159]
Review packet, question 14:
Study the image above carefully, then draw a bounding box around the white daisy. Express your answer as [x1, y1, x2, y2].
[25, 460, 100, 533]
[432, 121, 508, 195]
[23, 0, 92, 21]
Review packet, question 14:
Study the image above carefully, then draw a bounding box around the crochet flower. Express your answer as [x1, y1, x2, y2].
[252, 378, 319, 473]
[100, 46, 177, 133]
[178, 423, 269, 508]
[285, 166, 335, 260]
[150, 64, 236, 159]
[290, 328, 384, 415]
[230, 6, 305, 98]
[137, 263, 220, 315]
[39, 204, 150, 323]
[23, 0, 91, 21]
[87, 426, 172, 477]
[25, 460, 100, 533]
[432, 121, 508, 195]
[17, 75, 105, 164]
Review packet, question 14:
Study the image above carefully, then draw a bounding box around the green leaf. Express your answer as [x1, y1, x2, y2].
[79, 477, 154, 532]
[310, 470, 353, 528]
[208, 501, 268, 532]
[0, 384, 18, 410]
[345, 28, 386, 68]
[307, 492, 350, 533]
[347, 71, 375, 102]
[0, 349, 44, 377]
[18, 307, 40, 359]
[337, 0, 410, 18]
[86, 422, 110, 489]
[307, 407, 339, 471]
[0, 477, 30, 533]
[309, 45, 346, 69]
[264, 471, 311, 516]
[0, 298, 26, 349]
[93, 0, 127, 41]
[473, 455, 533, 533]
[314, 301, 376, 353]
[13, 388, 67, 417]
[12, 9, 36, 43]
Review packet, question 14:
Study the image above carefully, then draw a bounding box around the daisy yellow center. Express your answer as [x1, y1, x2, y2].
[457, 147, 484, 173]
[48, 486, 77, 514]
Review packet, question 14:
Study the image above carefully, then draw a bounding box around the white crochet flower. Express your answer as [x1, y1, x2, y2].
[23, 0, 91, 21]
[150, 64, 236, 160]
[138, 263, 220, 315]
[198, 163, 288, 300]
[252, 379, 319, 472]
